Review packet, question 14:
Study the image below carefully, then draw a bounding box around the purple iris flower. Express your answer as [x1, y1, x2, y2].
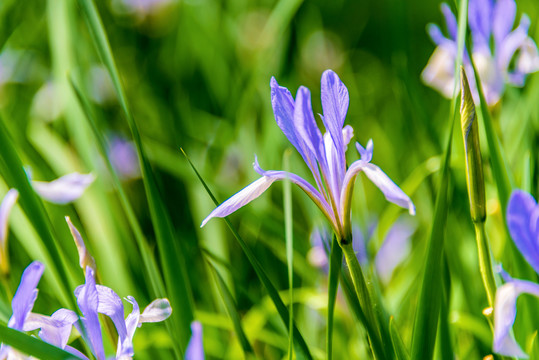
[422, 0, 539, 105]
[185, 321, 204, 360]
[74, 267, 172, 360]
[202, 70, 414, 242]
[493, 190, 539, 357]
[0, 261, 82, 359]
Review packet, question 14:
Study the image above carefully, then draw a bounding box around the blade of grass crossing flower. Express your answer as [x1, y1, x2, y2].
[0, 118, 75, 310]
[182, 149, 313, 360]
[206, 258, 255, 357]
[389, 317, 410, 360]
[69, 77, 166, 299]
[326, 235, 341, 360]
[0, 323, 76, 360]
[411, 101, 455, 360]
[411, 0, 465, 357]
[283, 149, 294, 360]
[76, 0, 195, 354]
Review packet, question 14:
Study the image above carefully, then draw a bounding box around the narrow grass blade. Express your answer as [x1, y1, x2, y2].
[0, 118, 75, 310]
[326, 235, 342, 360]
[283, 150, 294, 360]
[389, 317, 410, 360]
[69, 77, 166, 299]
[0, 324, 77, 360]
[206, 258, 255, 357]
[182, 149, 313, 360]
[76, 0, 195, 353]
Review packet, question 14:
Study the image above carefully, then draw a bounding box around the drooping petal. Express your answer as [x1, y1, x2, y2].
[201, 176, 276, 227]
[421, 46, 457, 98]
[375, 217, 415, 285]
[185, 321, 205, 360]
[95, 284, 128, 353]
[492, 0, 516, 45]
[498, 15, 531, 71]
[65, 216, 96, 273]
[23, 309, 78, 349]
[139, 298, 172, 324]
[9, 261, 44, 331]
[493, 279, 539, 357]
[202, 158, 335, 230]
[506, 190, 539, 275]
[76, 267, 105, 360]
[32, 172, 95, 204]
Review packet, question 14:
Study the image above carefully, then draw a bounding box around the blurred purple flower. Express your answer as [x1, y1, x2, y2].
[202, 70, 414, 242]
[185, 321, 204, 360]
[375, 217, 415, 285]
[0, 189, 18, 275]
[422, 0, 539, 105]
[493, 190, 539, 357]
[108, 136, 141, 181]
[32, 172, 95, 204]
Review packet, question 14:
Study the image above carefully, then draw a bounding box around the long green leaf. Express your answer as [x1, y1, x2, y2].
[0, 323, 77, 360]
[0, 117, 75, 310]
[206, 258, 255, 357]
[326, 236, 341, 360]
[182, 149, 313, 360]
[76, 0, 194, 354]
[389, 317, 410, 360]
[283, 150, 294, 360]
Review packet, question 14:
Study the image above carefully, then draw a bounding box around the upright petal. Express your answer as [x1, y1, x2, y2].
[492, 0, 516, 45]
[440, 3, 457, 40]
[95, 285, 128, 351]
[76, 267, 105, 360]
[468, 0, 493, 50]
[0, 189, 18, 249]
[118, 296, 139, 358]
[32, 172, 95, 204]
[320, 70, 349, 180]
[506, 190, 539, 274]
[498, 15, 531, 71]
[186, 321, 205, 360]
[493, 279, 539, 357]
[9, 261, 44, 331]
[66, 216, 96, 273]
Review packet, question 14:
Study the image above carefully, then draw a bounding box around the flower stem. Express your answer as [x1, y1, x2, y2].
[473, 222, 497, 307]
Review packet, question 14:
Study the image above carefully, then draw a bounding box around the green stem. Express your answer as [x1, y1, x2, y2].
[326, 236, 342, 360]
[473, 222, 497, 307]
[341, 241, 384, 358]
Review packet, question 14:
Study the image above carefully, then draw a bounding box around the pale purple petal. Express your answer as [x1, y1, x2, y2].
[185, 321, 204, 360]
[421, 46, 457, 98]
[118, 296, 139, 358]
[308, 227, 330, 272]
[139, 298, 172, 324]
[270, 77, 304, 159]
[65, 216, 96, 272]
[427, 24, 453, 49]
[32, 172, 95, 204]
[492, 0, 516, 45]
[356, 140, 373, 163]
[498, 15, 531, 71]
[95, 285, 128, 353]
[77, 267, 105, 360]
[506, 190, 539, 275]
[375, 218, 415, 285]
[440, 3, 457, 40]
[201, 176, 277, 227]
[493, 279, 539, 357]
[9, 261, 44, 331]
[341, 159, 415, 218]
[202, 158, 335, 229]
[352, 225, 368, 265]
[320, 70, 349, 181]
[468, 0, 493, 49]
[0, 189, 18, 250]
[23, 309, 78, 349]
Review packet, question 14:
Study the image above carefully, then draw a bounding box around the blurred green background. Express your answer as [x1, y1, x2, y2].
[0, 0, 538, 358]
